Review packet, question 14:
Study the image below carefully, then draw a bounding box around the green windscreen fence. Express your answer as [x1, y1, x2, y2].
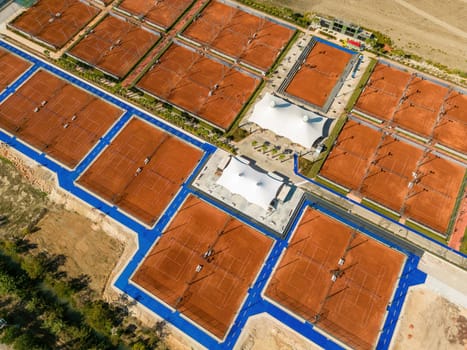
[14, 0, 36, 7]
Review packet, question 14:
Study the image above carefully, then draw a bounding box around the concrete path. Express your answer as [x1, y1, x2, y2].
[418, 252, 467, 296]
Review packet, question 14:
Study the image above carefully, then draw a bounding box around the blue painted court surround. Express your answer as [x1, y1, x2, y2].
[315, 36, 357, 56]
[0, 39, 429, 350]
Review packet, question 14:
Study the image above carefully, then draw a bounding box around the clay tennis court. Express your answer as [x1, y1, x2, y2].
[181, 0, 294, 72]
[319, 120, 465, 233]
[393, 76, 449, 136]
[137, 43, 260, 130]
[432, 90, 467, 154]
[355, 63, 465, 155]
[0, 48, 31, 92]
[132, 194, 272, 339]
[116, 0, 194, 30]
[78, 118, 203, 226]
[403, 153, 465, 233]
[320, 120, 381, 189]
[284, 41, 353, 108]
[265, 207, 404, 350]
[68, 14, 159, 79]
[359, 136, 423, 212]
[9, 0, 99, 49]
[0, 69, 122, 168]
[355, 63, 411, 121]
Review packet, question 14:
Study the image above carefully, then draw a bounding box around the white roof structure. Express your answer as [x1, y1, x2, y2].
[249, 92, 330, 148]
[216, 157, 284, 210]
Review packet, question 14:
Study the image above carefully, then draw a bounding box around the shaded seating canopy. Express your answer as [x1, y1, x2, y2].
[216, 156, 284, 210]
[249, 92, 330, 148]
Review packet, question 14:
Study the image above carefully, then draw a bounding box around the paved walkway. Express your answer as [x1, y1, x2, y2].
[418, 252, 467, 296]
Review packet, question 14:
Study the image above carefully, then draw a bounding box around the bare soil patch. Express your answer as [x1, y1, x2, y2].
[235, 313, 322, 350]
[391, 286, 467, 350]
[254, 0, 467, 72]
[26, 208, 124, 295]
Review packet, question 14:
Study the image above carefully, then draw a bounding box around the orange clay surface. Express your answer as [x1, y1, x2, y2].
[393, 76, 448, 136]
[265, 207, 405, 350]
[0, 69, 122, 168]
[0, 48, 31, 91]
[360, 137, 423, 212]
[404, 154, 465, 233]
[9, 0, 99, 49]
[285, 41, 352, 108]
[320, 120, 380, 189]
[182, 0, 294, 71]
[68, 15, 159, 79]
[355, 63, 410, 121]
[433, 91, 467, 154]
[137, 43, 260, 130]
[132, 195, 272, 339]
[117, 0, 194, 29]
[319, 120, 465, 233]
[78, 118, 202, 226]
[355, 64, 467, 155]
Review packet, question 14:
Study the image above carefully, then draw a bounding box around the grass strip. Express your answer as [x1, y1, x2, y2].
[345, 57, 377, 112]
[406, 220, 448, 244]
[361, 198, 400, 221]
[298, 114, 347, 178]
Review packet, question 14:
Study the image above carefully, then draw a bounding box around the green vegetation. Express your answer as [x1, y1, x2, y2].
[390, 48, 422, 62]
[226, 79, 266, 138]
[235, 0, 312, 28]
[0, 160, 167, 349]
[368, 31, 393, 52]
[460, 228, 467, 255]
[0, 159, 48, 237]
[315, 176, 349, 195]
[345, 57, 377, 112]
[229, 127, 249, 142]
[406, 220, 448, 244]
[14, 0, 36, 6]
[318, 31, 337, 40]
[361, 199, 401, 221]
[0, 238, 167, 350]
[268, 29, 300, 76]
[298, 115, 347, 178]
[447, 170, 467, 235]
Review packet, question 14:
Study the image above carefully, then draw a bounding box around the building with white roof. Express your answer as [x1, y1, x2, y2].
[249, 93, 331, 148]
[216, 156, 284, 210]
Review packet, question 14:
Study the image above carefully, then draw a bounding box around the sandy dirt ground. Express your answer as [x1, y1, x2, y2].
[391, 286, 467, 350]
[255, 0, 467, 72]
[234, 313, 322, 350]
[25, 209, 124, 295]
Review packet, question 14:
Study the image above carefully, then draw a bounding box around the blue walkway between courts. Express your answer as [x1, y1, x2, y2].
[69, 110, 133, 179]
[314, 36, 356, 55]
[377, 254, 426, 349]
[0, 64, 39, 102]
[0, 39, 429, 350]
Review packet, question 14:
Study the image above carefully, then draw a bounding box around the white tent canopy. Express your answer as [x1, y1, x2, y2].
[249, 93, 330, 148]
[216, 157, 283, 210]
